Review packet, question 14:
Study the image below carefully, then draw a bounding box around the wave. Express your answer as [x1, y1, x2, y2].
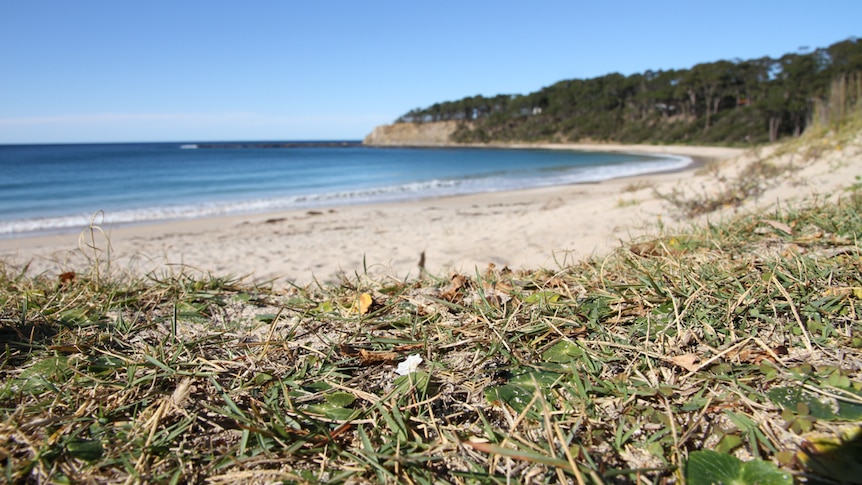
[0, 154, 690, 237]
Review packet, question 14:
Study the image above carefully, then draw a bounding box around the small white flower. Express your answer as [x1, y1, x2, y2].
[395, 354, 423, 375]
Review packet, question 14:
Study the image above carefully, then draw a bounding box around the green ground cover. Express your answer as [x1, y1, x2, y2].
[2, 126, 861, 483]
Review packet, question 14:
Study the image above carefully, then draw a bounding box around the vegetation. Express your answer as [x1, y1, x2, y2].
[2, 171, 861, 482]
[397, 38, 862, 145]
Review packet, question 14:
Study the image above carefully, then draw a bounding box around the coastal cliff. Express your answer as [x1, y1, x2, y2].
[362, 121, 460, 146]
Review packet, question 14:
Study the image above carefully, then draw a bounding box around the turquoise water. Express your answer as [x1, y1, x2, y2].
[0, 141, 689, 237]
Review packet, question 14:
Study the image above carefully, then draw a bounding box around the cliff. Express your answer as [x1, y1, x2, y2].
[362, 121, 460, 146]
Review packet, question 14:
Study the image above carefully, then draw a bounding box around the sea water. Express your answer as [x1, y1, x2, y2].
[0, 142, 690, 237]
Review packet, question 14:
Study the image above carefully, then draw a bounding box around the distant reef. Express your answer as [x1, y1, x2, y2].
[195, 141, 361, 149]
[362, 121, 459, 146]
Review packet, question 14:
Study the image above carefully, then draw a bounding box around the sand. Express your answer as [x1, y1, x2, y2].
[1, 139, 859, 288]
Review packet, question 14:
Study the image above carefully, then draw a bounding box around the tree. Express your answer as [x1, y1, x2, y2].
[395, 38, 856, 145]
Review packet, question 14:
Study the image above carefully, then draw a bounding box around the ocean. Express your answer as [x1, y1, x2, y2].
[0, 142, 690, 237]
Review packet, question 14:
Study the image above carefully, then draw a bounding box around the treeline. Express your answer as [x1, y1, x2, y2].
[397, 38, 862, 145]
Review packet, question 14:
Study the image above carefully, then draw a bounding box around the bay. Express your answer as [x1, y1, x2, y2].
[0, 141, 690, 237]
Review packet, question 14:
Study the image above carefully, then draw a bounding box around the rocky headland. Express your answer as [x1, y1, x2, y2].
[362, 121, 459, 146]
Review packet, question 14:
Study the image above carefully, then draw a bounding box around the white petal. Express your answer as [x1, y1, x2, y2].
[395, 354, 423, 375]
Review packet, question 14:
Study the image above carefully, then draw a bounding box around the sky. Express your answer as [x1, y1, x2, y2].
[1, 1, 860, 144]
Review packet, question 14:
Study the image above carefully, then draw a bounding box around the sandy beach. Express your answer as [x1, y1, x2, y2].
[1, 139, 858, 288]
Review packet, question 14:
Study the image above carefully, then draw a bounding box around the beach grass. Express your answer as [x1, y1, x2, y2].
[2, 176, 861, 483]
[657, 107, 862, 220]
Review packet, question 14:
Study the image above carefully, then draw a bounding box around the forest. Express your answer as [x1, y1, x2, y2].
[396, 38, 862, 145]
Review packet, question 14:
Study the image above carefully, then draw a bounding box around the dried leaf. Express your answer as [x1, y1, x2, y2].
[763, 219, 792, 235]
[464, 441, 575, 472]
[393, 343, 424, 352]
[629, 241, 660, 257]
[732, 349, 754, 362]
[780, 244, 804, 257]
[358, 349, 398, 365]
[58, 271, 76, 286]
[671, 353, 700, 372]
[483, 262, 496, 275]
[338, 344, 359, 356]
[171, 377, 194, 407]
[494, 282, 513, 294]
[727, 344, 786, 365]
[48, 344, 88, 354]
[352, 293, 373, 315]
[441, 274, 468, 301]
[545, 276, 567, 288]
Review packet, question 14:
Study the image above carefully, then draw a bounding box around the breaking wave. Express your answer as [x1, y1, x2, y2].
[0, 149, 690, 237]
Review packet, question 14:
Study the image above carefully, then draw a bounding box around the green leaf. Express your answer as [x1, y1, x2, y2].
[485, 384, 534, 413]
[508, 369, 563, 389]
[255, 313, 278, 323]
[325, 392, 356, 407]
[2, 355, 72, 397]
[393, 371, 430, 396]
[759, 362, 778, 380]
[303, 402, 356, 420]
[87, 355, 126, 374]
[827, 371, 851, 388]
[768, 386, 862, 421]
[686, 450, 791, 485]
[65, 438, 103, 462]
[542, 341, 582, 363]
[252, 373, 273, 385]
[524, 291, 561, 304]
[485, 368, 564, 413]
[715, 434, 743, 454]
[59, 308, 92, 325]
[315, 301, 336, 313]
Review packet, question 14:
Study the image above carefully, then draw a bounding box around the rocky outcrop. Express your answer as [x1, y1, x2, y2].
[362, 121, 460, 146]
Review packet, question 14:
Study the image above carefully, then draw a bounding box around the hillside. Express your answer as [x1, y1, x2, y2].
[371, 38, 862, 146]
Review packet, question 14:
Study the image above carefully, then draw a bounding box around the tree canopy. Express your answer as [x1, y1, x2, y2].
[396, 38, 862, 145]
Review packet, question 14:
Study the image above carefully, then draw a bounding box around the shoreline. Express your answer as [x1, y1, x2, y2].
[0, 157, 705, 243]
[13, 141, 835, 288]
[0, 143, 720, 242]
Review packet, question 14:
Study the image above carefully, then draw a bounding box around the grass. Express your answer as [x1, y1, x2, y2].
[658, 103, 862, 220]
[2, 191, 861, 483]
[655, 153, 801, 218]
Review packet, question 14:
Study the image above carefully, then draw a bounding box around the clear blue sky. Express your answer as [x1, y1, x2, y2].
[1, 0, 859, 144]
